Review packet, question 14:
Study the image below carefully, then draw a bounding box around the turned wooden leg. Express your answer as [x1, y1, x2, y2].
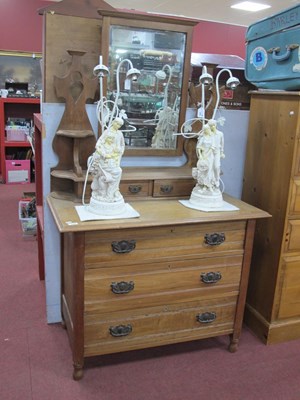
[228, 334, 239, 353]
[73, 363, 84, 380]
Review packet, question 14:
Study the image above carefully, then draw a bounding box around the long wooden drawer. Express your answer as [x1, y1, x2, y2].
[84, 255, 243, 313]
[84, 221, 246, 269]
[153, 179, 195, 198]
[84, 296, 237, 357]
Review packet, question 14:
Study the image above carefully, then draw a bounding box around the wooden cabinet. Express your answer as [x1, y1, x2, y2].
[0, 98, 40, 183]
[47, 195, 268, 379]
[242, 90, 300, 344]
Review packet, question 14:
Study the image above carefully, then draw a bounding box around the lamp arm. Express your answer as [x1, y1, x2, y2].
[201, 66, 207, 124]
[98, 55, 105, 136]
[96, 99, 115, 132]
[99, 75, 105, 135]
[162, 64, 173, 107]
[212, 68, 233, 120]
[201, 82, 206, 126]
[108, 59, 134, 128]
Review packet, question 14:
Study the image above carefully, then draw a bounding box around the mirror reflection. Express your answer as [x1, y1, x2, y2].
[107, 25, 186, 150]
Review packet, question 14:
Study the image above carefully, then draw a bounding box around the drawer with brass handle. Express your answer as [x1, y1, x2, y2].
[84, 221, 246, 269]
[84, 296, 237, 357]
[120, 180, 152, 198]
[84, 256, 242, 313]
[153, 179, 195, 198]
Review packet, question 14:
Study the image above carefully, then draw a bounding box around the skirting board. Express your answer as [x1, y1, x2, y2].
[244, 303, 300, 344]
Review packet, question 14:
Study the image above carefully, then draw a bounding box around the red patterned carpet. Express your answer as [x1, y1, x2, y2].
[1, 182, 300, 400]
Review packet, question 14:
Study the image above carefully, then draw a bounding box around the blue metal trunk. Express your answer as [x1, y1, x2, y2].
[245, 5, 300, 90]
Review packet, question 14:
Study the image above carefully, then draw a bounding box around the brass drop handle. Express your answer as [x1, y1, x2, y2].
[111, 281, 134, 294]
[160, 184, 173, 193]
[196, 312, 217, 324]
[128, 185, 142, 194]
[109, 324, 132, 337]
[111, 240, 136, 253]
[204, 233, 225, 246]
[201, 272, 222, 284]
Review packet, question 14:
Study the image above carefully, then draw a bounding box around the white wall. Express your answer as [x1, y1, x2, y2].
[218, 109, 249, 198]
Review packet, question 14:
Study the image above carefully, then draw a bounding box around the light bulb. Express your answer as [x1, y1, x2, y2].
[93, 63, 109, 78]
[226, 76, 240, 89]
[155, 70, 167, 80]
[199, 72, 213, 85]
[126, 67, 141, 81]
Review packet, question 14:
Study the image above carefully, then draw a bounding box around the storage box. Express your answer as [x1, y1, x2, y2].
[6, 127, 29, 142]
[18, 200, 37, 235]
[5, 160, 31, 184]
[245, 5, 300, 90]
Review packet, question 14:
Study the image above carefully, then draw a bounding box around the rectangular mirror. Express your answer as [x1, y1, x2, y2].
[108, 26, 186, 151]
[99, 10, 196, 158]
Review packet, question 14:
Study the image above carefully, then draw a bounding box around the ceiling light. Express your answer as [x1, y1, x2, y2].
[231, 2, 271, 12]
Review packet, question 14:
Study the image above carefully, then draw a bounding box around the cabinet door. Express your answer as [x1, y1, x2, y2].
[289, 179, 300, 215]
[284, 220, 300, 253]
[278, 255, 300, 319]
[292, 140, 300, 177]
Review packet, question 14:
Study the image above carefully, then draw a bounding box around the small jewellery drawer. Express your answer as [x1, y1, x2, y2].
[284, 220, 300, 252]
[84, 255, 243, 313]
[84, 221, 246, 269]
[153, 179, 195, 198]
[84, 296, 237, 357]
[120, 180, 152, 198]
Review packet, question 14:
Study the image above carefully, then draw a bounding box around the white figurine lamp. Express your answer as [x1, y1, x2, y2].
[180, 67, 240, 211]
[78, 56, 141, 220]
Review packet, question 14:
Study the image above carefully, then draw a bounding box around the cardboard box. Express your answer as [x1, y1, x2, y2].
[5, 160, 31, 184]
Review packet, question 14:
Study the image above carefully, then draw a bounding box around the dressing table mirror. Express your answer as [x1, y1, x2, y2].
[99, 9, 197, 158]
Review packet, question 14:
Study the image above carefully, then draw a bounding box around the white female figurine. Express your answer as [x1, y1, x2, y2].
[88, 117, 126, 214]
[208, 118, 225, 188]
[190, 119, 225, 208]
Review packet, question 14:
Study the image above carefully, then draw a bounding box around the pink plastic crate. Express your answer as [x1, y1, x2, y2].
[6, 128, 29, 142]
[5, 160, 31, 184]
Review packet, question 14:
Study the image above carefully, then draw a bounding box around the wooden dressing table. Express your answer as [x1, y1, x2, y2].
[47, 194, 269, 379]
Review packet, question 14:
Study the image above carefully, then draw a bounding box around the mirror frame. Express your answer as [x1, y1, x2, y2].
[98, 9, 197, 157]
